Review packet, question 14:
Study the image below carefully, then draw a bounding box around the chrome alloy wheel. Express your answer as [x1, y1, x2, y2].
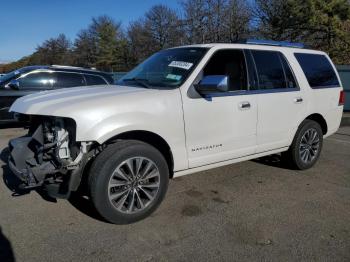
[108, 157, 161, 214]
[299, 128, 320, 164]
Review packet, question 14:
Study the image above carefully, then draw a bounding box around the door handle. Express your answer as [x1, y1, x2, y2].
[239, 101, 251, 110]
[294, 97, 303, 104]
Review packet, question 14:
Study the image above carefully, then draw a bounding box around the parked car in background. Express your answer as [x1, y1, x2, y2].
[0, 65, 114, 123]
[8, 40, 344, 224]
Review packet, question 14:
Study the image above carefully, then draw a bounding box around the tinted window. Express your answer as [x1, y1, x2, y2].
[295, 53, 339, 88]
[18, 71, 56, 89]
[244, 50, 259, 90]
[203, 49, 247, 91]
[280, 55, 297, 88]
[54, 72, 84, 88]
[0, 67, 39, 86]
[104, 74, 114, 84]
[84, 74, 107, 85]
[251, 50, 286, 89]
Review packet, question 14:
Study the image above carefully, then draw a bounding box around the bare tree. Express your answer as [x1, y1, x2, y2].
[181, 0, 252, 43]
[127, 19, 155, 64]
[127, 5, 183, 64]
[181, 0, 208, 44]
[205, 0, 229, 42]
[225, 0, 252, 42]
[144, 5, 183, 49]
[30, 34, 72, 65]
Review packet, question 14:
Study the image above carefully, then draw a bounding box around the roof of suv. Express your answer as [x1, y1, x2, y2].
[16, 65, 114, 83]
[0, 65, 114, 86]
[172, 43, 325, 55]
[21, 65, 111, 75]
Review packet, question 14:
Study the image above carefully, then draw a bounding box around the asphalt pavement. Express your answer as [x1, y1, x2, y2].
[0, 126, 349, 262]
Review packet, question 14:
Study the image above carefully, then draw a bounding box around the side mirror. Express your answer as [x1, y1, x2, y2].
[195, 75, 229, 94]
[7, 79, 20, 90]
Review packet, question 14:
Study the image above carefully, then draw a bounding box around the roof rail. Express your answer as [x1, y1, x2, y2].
[244, 39, 304, 49]
[51, 65, 96, 70]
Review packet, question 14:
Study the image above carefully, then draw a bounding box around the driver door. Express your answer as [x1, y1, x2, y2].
[181, 49, 258, 168]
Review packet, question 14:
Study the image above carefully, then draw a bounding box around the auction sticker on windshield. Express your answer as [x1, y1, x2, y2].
[168, 61, 193, 70]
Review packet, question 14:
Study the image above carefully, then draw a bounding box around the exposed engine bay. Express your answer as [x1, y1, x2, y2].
[8, 115, 99, 198]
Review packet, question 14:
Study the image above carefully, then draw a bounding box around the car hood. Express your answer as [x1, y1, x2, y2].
[10, 84, 183, 145]
[10, 85, 151, 116]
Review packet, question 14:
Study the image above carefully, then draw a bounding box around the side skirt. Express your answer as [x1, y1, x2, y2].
[173, 147, 289, 178]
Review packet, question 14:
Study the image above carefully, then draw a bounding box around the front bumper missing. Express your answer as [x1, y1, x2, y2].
[7, 123, 90, 199]
[8, 137, 42, 189]
[8, 135, 72, 198]
[8, 123, 62, 191]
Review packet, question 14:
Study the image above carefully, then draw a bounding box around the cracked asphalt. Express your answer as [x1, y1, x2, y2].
[0, 126, 349, 262]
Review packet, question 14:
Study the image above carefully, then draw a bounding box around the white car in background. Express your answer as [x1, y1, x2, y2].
[8, 40, 344, 224]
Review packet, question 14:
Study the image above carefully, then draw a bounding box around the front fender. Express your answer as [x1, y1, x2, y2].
[73, 108, 188, 172]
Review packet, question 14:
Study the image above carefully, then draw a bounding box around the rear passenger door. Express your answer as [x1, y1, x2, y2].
[248, 50, 306, 152]
[53, 72, 85, 88]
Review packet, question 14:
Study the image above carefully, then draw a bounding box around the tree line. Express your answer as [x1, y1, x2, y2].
[1, 0, 350, 73]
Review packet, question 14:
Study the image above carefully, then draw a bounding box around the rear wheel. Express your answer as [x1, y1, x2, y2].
[282, 120, 323, 170]
[88, 140, 169, 224]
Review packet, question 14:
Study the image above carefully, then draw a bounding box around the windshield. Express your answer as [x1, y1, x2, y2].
[0, 70, 21, 84]
[0, 67, 36, 86]
[118, 47, 208, 89]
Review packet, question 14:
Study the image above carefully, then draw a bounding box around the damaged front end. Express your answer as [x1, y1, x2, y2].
[8, 116, 96, 198]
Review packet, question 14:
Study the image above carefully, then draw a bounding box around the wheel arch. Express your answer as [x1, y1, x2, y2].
[304, 113, 328, 135]
[105, 130, 175, 178]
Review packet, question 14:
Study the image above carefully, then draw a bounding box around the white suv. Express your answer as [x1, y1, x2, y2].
[8, 40, 344, 224]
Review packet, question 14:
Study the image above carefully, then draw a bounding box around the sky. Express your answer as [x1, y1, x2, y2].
[0, 0, 181, 62]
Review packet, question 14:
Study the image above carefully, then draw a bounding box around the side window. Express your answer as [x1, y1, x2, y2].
[54, 72, 84, 88]
[18, 71, 56, 89]
[244, 50, 259, 90]
[251, 50, 286, 89]
[280, 54, 297, 88]
[295, 53, 340, 88]
[203, 49, 248, 91]
[84, 74, 107, 85]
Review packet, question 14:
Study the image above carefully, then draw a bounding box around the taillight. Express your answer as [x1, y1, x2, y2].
[339, 90, 345, 106]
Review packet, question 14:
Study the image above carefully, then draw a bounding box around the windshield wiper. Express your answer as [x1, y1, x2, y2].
[122, 78, 151, 89]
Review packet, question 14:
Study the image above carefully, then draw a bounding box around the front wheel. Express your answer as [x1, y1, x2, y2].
[88, 140, 169, 224]
[282, 120, 323, 170]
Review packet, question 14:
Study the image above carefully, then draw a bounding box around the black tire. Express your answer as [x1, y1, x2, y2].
[282, 119, 323, 170]
[88, 140, 169, 224]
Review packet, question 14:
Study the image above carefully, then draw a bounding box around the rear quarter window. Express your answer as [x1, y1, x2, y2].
[84, 74, 107, 85]
[294, 53, 340, 88]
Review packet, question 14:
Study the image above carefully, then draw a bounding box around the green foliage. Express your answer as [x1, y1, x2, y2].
[94, 17, 119, 71]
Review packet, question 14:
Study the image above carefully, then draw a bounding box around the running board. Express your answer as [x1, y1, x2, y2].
[173, 147, 289, 178]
